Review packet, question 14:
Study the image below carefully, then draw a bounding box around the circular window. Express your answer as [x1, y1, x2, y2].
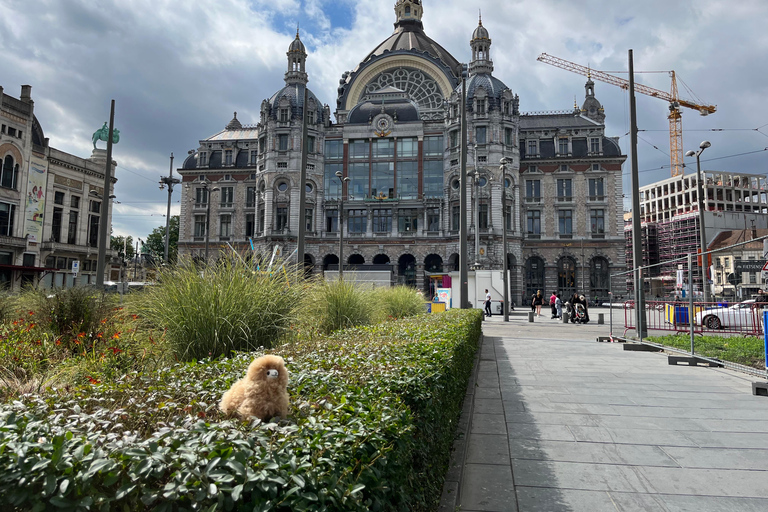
[478, 177, 488, 187]
[277, 181, 288, 192]
[451, 178, 460, 190]
[305, 183, 313, 193]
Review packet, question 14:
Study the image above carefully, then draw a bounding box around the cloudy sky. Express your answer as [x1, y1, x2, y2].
[2, 0, 767, 244]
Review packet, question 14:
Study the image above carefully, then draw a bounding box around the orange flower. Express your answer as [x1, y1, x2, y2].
[100, 319, 107, 324]
[28, 311, 34, 316]
[112, 333, 120, 339]
[96, 332, 103, 338]
[77, 332, 86, 338]
[131, 314, 139, 320]
[86, 376, 101, 384]
[109, 347, 122, 355]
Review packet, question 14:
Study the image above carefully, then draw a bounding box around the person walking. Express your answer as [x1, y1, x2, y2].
[484, 289, 492, 317]
[533, 290, 544, 317]
[555, 293, 563, 319]
[549, 291, 557, 319]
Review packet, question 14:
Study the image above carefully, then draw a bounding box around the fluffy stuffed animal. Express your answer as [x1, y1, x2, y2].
[219, 354, 289, 421]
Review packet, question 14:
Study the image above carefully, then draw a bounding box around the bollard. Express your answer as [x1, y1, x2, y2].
[562, 312, 569, 323]
[598, 313, 604, 325]
[528, 311, 535, 322]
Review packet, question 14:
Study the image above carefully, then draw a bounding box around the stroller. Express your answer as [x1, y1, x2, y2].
[566, 302, 587, 323]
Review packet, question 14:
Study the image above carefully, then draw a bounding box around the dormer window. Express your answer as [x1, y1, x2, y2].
[405, 6, 410, 15]
[225, 150, 233, 166]
[199, 152, 207, 166]
[279, 109, 290, 122]
[476, 99, 486, 115]
[307, 110, 315, 124]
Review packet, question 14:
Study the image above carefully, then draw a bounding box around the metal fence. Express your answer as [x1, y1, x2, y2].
[621, 300, 765, 337]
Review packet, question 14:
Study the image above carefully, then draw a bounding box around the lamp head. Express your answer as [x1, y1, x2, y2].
[334, 171, 343, 178]
[685, 150, 696, 157]
[500, 157, 511, 165]
[699, 140, 711, 150]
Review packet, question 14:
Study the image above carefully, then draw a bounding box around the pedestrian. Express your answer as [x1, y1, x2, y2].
[580, 294, 590, 323]
[484, 289, 492, 317]
[533, 290, 544, 317]
[555, 293, 562, 319]
[549, 291, 557, 319]
[530, 292, 536, 313]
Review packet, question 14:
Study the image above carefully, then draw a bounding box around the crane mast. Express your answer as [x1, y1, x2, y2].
[537, 53, 716, 177]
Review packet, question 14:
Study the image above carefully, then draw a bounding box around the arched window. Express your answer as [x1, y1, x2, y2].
[558, 257, 577, 298]
[1, 155, 19, 189]
[590, 257, 610, 301]
[525, 256, 545, 303]
[398, 254, 417, 287]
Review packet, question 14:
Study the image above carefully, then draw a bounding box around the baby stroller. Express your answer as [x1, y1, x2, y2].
[571, 303, 587, 323]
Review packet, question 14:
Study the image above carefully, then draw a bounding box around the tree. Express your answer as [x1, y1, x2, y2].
[111, 235, 134, 260]
[145, 216, 179, 264]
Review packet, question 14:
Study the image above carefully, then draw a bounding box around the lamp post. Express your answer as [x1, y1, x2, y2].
[202, 180, 220, 265]
[159, 153, 180, 264]
[686, 140, 712, 303]
[334, 171, 350, 280]
[89, 190, 117, 286]
[500, 158, 510, 322]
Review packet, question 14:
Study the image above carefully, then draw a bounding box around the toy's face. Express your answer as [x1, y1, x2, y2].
[266, 369, 279, 379]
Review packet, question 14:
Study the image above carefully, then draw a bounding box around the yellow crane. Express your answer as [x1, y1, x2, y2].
[537, 53, 716, 177]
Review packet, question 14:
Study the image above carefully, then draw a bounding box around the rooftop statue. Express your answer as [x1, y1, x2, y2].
[92, 122, 121, 149]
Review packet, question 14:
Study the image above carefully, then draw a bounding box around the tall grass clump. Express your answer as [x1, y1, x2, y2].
[14, 287, 116, 338]
[0, 291, 12, 324]
[373, 285, 427, 321]
[130, 254, 304, 361]
[302, 278, 373, 334]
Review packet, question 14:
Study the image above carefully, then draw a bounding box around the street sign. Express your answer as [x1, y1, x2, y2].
[762, 261, 768, 272]
[71, 260, 80, 277]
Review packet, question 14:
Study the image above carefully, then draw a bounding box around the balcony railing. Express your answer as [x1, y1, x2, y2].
[0, 234, 27, 248]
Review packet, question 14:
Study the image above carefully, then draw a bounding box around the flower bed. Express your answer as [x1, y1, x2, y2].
[0, 309, 482, 511]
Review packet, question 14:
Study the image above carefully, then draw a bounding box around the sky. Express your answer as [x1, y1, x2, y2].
[1, 0, 767, 245]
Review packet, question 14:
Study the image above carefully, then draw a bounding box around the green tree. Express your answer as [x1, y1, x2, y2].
[145, 216, 179, 264]
[111, 235, 134, 260]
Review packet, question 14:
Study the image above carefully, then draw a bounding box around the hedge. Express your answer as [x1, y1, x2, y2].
[0, 309, 482, 511]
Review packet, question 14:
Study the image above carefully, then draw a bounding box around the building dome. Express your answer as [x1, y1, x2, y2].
[472, 20, 490, 41]
[288, 30, 306, 53]
[463, 73, 510, 104]
[268, 83, 324, 122]
[365, 24, 460, 75]
[183, 152, 198, 169]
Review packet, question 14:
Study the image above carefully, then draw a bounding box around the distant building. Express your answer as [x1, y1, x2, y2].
[0, 85, 118, 291]
[177, 0, 627, 302]
[625, 171, 768, 297]
[709, 229, 768, 300]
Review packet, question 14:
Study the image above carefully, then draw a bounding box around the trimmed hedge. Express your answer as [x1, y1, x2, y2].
[0, 309, 482, 511]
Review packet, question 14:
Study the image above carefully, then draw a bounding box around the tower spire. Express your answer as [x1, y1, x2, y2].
[285, 29, 308, 85]
[394, 0, 424, 29]
[469, 15, 493, 76]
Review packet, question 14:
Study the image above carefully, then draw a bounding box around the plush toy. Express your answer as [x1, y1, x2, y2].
[219, 354, 289, 421]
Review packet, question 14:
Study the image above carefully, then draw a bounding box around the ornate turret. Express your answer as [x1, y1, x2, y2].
[285, 28, 308, 85]
[581, 76, 605, 123]
[394, 0, 423, 29]
[469, 14, 493, 76]
[226, 112, 243, 130]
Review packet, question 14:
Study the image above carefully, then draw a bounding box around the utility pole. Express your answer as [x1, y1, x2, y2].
[629, 49, 647, 338]
[459, 64, 469, 308]
[159, 153, 180, 264]
[297, 88, 309, 273]
[500, 158, 510, 322]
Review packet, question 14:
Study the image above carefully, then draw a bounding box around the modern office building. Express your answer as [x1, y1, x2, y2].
[177, 0, 627, 303]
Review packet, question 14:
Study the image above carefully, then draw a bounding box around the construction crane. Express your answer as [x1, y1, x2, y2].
[537, 53, 717, 177]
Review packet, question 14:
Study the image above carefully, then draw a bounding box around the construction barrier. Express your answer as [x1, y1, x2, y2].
[624, 300, 767, 337]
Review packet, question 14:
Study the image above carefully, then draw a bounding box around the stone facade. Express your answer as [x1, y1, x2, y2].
[177, 1, 627, 302]
[0, 85, 118, 291]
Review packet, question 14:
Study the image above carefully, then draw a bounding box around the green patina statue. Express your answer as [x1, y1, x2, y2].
[92, 122, 121, 149]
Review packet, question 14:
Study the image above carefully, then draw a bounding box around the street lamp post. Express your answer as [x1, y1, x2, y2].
[500, 158, 511, 322]
[686, 140, 712, 303]
[202, 180, 220, 265]
[159, 153, 180, 264]
[335, 171, 350, 280]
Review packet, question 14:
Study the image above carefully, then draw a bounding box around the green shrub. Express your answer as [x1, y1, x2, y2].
[372, 285, 426, 321]
[301, 278, 373, 334]
[647, 333, 765, 369]
[129, 255, 304, 361]
[0, 309, 482, 511]
[14, 287, 116, 340]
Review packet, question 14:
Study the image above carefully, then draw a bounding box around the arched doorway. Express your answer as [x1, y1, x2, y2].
[590, 256, 610, 302]
[373, 254, 391, 265]
[424, 254, 444, 297]
[447, 253, 460, 271]
[558, 256, 577, 298]
[524, 256, 545, 304]
[424, 254, 443, 273]
[348, 254, 365, 266]
[398, 254, 417, 287]
[323, 254, 339, 271]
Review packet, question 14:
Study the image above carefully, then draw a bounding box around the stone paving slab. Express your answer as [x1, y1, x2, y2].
[440, 314, 768, 512]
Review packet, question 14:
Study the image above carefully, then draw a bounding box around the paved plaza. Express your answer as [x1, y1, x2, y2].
[439, 311, 768, 512]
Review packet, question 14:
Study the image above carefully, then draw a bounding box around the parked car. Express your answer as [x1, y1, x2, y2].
[694, 299, 768, 331]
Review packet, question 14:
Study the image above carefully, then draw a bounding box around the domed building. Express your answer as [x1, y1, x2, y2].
[178, 0, 626, 303]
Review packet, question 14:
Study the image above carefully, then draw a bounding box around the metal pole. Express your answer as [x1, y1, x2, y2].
[689, 253, 695, 355]
[459, 65, 469, 308]
[339, 188, 344, 280]
[133, 240, 139, 281]
[162, 153, 176, 264]
[204, 184, 211, 265]
[96, 100, 115, 288]
[628, 49, 647, 337]
[696, 152, 709, 304]
[501, 159, 509, 322]
[297, 88, 309, 272]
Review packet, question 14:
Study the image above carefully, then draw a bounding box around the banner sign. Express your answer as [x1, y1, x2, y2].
[25, 157, 48, 242]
